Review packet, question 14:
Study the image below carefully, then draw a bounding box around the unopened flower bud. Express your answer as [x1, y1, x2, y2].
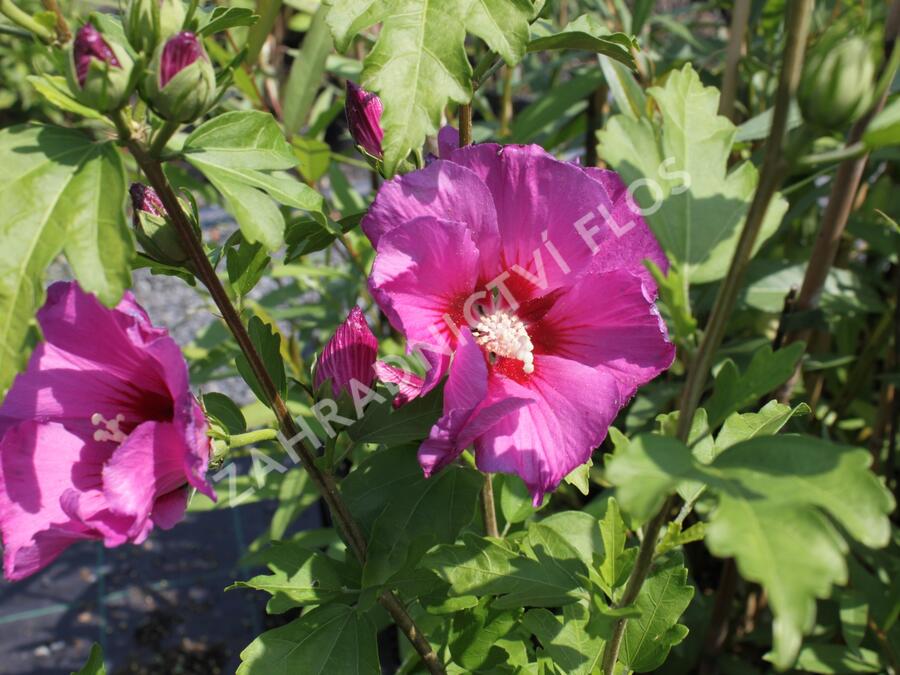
[125, 0, 186, 54]
[314, 307, 378, 398]
[66, 23, 136, 112]
[798, 30, 877, 130]
[130, 183, 196, 268]
[345, 81, 384, 159]
[142, 32, 216, 122]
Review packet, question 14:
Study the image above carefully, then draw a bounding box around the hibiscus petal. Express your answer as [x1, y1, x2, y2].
[370, 217, 481, 349]
[362, 159, 499, 254]
[442, 145, 667, 300]
[440, 144, 598, 294]
[36, 282, 170, 391]
[475, 355, 621, 504]
[419, 333, 533, 475]
[374, 344, 448, 408]
[150, 487, 189, 529]
[438, 126, 460, 156]
[531, 270, 675, 400]
[0, 421, 95, 580]
[582, 167, 669, 290]
[101, 421, 200, 536]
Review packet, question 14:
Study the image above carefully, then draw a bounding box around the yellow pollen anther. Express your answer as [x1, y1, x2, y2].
[473, 310, 535, 374]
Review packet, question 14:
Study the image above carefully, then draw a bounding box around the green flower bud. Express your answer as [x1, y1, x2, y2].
[66, 23, 136, 113]
[142, 32, 217, 122]
[798, 30, 877, 130]
[129, 183, 199, 269]
[125, 0, 186, 54]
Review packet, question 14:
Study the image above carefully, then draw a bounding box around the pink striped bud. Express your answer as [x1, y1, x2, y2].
[314, 307, 378, 397]
[345, 81, 384, 159]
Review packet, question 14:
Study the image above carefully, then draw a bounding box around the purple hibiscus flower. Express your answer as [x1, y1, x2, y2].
[365, 135, 675, 503]
[0, 282, 213, 580]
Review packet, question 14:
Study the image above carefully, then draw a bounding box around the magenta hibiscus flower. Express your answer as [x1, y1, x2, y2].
[0, 282, 213, 580]
[364, 137, 675, 503]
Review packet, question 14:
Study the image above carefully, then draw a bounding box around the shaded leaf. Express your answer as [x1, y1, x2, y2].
[73, 643, 106, 675]
[230, 541, 352, 613]
[0, 125, 132, 393]
[706, 343, 806, 427]
[424, 527, 588, 609]
[237, 604, 379, 674]
[527, 14, 636, 67]
[620, 553, 693, 672]
[524, 606, 614, 675]
[597, 64, 788, 285]
[607, 433, 894, 668]
[235, 316, 288, 404]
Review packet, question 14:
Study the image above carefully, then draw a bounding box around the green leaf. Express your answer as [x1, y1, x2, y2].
[424, 528, 588, 609]
[184, 111, 324, 250]
[226, 234, 271, 298]
[282, 6, 333, 135]
[734, 101, 803, 143]
[328, 0, 532, 174]
[788, 644, 883, 674]
[527, 14, 636, 67]
[619, 553, 693, 672]
[715, 400, 810, 452]
[293, 136, 332, 183]
[466, 0, 533, 65]
[0, 125, 133, 393]
[450, 605, 519, 671]
[203, 391, 248, 435]
[362, 462, 482, 589]
[539, 511, 601, 568]
[198, 6, 260, 36]
[705, 342, 806, 427]
[341, 445, 426, 534]
[27, 75, 110, 121]
[598, 54, 646, 119]
[741, 260, 886, 315]
[235, 316, 288, 403]
[237, 604, 379, 674]
[499, 473, 538, 524]
[524, 606, 614, 675]
[285, 211, 363, 260]
[606, 434, 895, 668]
[73, 643, 106, 675]
[597, 64, 788, 285]
[656, 521, 705, 557]
[838, 589, 868, 650]
[230, 541, 352, 613]
[563, 458, 591, 495]
[647, 261, 696, 344]
[347, 383, 443, 445]
[863, 96, 900, 149]
[597, 497, 628, 595]
[245, 0, 282, 66]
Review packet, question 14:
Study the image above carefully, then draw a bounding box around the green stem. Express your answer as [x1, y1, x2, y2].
[113, 111, 447, 675]
[228, 428, 279, 448]
[599, 3, 814, 672]
[0, 0, 53, 42]
[40, 0, 68, 43]
[796, 141, 867, 168]
[779, 1, 900, 401]
[718, 0, 750, 121]
[459, 103, 473, 147]
[481, 474, 499, 538]
[149, 119, 181, 158]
